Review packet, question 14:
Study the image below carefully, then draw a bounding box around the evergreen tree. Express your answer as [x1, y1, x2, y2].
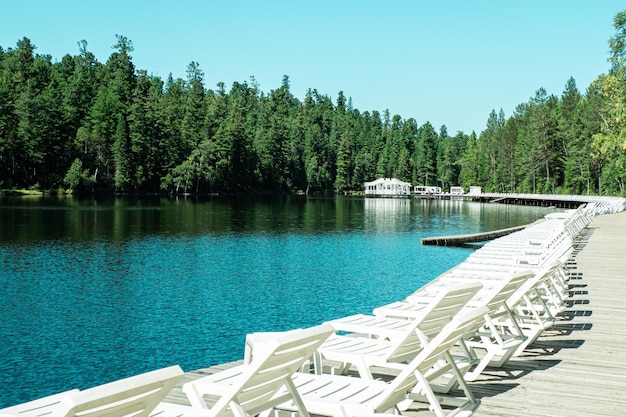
[255, 75, 301, 191]
[112, 113, 131, 190]
[439, 131, 467, 190]
[128, 71, 166, 190]
[558, 77, 586, 194]
[302, 89, 334, 194]
[515, 89, 559, 193]
[460, 131, 479, 188]
[414, 122, 437, 185]
[102, 34, 137, 190]
[159, 74, 186, 192]
[499, 117, 519, 192]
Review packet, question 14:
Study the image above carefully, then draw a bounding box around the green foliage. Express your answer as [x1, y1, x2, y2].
[4, 12, 626, 196]
[414, 121, 437, 186]
[64, 158, 94, 192]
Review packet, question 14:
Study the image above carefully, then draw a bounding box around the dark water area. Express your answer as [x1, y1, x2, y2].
[0, 195, 551, 407]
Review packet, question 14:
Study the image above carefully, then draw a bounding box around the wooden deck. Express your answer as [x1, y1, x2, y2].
[420, 224, 529, 246]
[466, 192, 611, 209]
[466, 210, 626, 417]
[164, 211, 626, 416]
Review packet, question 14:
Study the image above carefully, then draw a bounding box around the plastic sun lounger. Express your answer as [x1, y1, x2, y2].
[312, 282, 483, 379]
[0, 365, 183, 417]
[458, 270, 538, 380]
[400, 270, 534, 386]
[457, 261, 564, 379]
[505, 261, 566, 354]
[274, 306, 489, 417]
[155, 324, 333, 417]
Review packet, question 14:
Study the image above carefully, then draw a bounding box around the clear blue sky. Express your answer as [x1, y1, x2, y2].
[2, 1, 624, 134]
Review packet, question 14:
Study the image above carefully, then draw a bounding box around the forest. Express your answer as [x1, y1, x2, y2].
[1, 11, 626, 196]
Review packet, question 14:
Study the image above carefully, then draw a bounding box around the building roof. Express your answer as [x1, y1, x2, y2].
[364, 178, 412, 187]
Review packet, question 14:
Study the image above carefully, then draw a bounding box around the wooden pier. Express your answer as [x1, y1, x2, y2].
[466, 192, 606, 209]
[465, 210, 626, 416]
[163, 211, 626, 416]
[420, 224, 529, 246]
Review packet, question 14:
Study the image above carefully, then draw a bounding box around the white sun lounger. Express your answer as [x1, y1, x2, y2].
[275, 306, 489, 417]
[0, 366, 183, 417]
[313, 282, 483, 379]
[157, 324, 333, 417]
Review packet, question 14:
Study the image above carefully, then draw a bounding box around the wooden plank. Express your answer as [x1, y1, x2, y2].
[421, 225, 528, 246]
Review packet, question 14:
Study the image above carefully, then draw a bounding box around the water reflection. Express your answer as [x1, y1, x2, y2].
[0, 195, 552, 243]
[364, 198, 411, 232]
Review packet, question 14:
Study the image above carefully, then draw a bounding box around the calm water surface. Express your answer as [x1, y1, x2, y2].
[0, 195, 551, 407]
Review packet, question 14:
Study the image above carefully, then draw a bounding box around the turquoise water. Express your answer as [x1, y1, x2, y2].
[0, 196, 551, 407]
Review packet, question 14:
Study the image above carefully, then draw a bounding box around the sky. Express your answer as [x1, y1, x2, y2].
[2, 1, 624, 135]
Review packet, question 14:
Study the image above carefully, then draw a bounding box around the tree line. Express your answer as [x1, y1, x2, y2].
[1, 11, 626, 196]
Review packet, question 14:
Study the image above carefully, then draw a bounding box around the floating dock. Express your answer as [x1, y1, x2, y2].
[421, 224, 529, 246]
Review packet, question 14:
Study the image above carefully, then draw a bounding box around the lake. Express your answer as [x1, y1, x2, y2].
[0, 195, 552, 407]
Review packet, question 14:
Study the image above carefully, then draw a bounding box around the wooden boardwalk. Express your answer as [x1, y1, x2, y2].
[466, 192, 614, 209]
[420, 224, 528, 246]
[164, 211, 626, 416]
[465, 210, 626, 417]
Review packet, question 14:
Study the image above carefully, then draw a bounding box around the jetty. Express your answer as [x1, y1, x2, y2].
[421, 224, 529, 246]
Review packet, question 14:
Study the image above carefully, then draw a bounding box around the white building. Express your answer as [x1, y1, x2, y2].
[467, 186, 482, 195]
[414, 186, 442, 196]
[364, 178, 412, 197]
